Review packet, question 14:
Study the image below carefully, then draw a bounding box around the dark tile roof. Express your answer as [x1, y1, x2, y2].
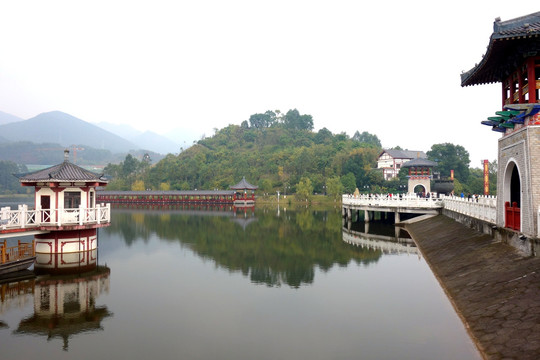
[17, 160, 107, 183]
[461, 11, 540, 87]
[230, 177, 258, 190]
[381, 149, 427, 159]
[402, 158, 438, 168]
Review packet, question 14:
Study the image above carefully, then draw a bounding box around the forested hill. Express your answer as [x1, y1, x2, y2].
[109, 112, 384, 195]
[105, 109, 487, 196]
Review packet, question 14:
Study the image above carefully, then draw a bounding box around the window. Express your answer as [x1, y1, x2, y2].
[64, 191, 81, 208]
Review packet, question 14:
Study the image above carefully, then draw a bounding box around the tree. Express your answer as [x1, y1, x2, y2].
[295, 177, 313, 202]
[352, 131, 381, 148]
[326, 176, 344, 200]
[248, 110, 277, 129]
[282, 109, 314, 131]
[131, 180, 145, 191]
[314, 127, 333, 144]
[427, 143, 470, 181]
[341, 172, 356, 194]
[0, 161, 28, 194]
[123, 154, 139, 176]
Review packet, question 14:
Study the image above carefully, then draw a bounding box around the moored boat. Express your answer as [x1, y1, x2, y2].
[0, 240, 35, 276]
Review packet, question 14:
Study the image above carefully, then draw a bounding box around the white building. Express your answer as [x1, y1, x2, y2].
[377, 149, 427, 181]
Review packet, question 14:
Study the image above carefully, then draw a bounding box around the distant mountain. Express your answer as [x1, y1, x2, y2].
[95, 122, 142, 140]
[0, 111, 139, 153]
[163, 127, 201, 150]
[132, 131, 181, 154]
[0, 111, 23, 125]
[96, 122, 182, 154]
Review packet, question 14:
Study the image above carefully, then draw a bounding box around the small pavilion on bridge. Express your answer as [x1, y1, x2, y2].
[402, 158, 437, 195]
[230, 177, 257, 205]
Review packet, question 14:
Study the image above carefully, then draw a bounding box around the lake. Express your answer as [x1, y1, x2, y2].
[0, 204, 480, 359]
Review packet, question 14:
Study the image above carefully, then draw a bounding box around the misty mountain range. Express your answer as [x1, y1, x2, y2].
[0, 110, 199, 155]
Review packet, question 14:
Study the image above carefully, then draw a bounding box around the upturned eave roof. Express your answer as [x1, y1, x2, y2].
[230, 177, 258, 190]
[402, 158, 438, 168]
[16, 160, 107, 184]
[461, 11, 540, 87]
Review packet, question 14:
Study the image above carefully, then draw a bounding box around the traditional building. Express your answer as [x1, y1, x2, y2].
[377, 149, 427, 180]
[15, 150, 110, 274]
[17, 150, 108, 222]
[230, 177, 258, 205]
[401, 158, 438, 195]
[461, 11, 540, 236]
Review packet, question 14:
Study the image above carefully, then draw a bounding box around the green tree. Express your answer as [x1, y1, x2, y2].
[249, 110, 277, 129]
[0, 161, 28, 194]
[132, 180, 145, 191]
[123, 154, 139, 176]
[326, 176, 344, 200]
[352, 131, 381, 148]
[282, 109, 314, 131]
[295, 177, 313, 202]
[341, 172, 356, 194]
[427, 143, 470, 181]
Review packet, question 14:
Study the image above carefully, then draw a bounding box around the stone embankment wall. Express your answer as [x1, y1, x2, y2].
[442, 208, 539, 257]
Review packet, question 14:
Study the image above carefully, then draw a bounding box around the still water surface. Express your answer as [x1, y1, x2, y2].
[0, 204, 480, 359]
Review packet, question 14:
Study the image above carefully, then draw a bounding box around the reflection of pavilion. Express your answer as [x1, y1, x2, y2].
[12, 266, 111, 351]
[342, 224, 420, 256]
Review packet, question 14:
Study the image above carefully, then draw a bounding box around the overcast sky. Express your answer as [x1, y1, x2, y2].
[1, 1, 539, 167]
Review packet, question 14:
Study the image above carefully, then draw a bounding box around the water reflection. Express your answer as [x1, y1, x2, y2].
[342, 219, 420, 256]
[1, 266, 111, 351]
[105, 206, 383, 288]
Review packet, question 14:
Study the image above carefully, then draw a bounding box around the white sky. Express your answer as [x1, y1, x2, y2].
[1, 1, 539, 167]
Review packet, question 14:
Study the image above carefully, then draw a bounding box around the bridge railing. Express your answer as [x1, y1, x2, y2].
[440, 195, 497, 223]
[342, 193, 443, 208]
[342, 193, 497, 224]
[0, 204, 111, 230]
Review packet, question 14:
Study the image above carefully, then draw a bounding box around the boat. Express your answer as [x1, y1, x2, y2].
[0, 240, 35, 276]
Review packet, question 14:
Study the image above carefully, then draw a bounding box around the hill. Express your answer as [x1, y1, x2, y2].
[0, 111, 23, 125]
[96, 122, 182, 154]
[0, 111, 138, 153]
[131, 122, 384, 195]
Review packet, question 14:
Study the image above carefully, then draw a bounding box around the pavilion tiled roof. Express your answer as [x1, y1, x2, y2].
[381, 149, 427, 160]
[461, 11, 540, 87]
[402, 158, 437, 168]
[230, 177, 258, 190]
[17, 159, 107, 183]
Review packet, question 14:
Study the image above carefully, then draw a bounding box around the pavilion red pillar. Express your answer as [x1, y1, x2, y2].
[528, 58, 537, 103]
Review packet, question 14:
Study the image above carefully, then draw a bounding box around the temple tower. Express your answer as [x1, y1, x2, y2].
[402, 158, 437, 195]
[461, 12, 540, 238]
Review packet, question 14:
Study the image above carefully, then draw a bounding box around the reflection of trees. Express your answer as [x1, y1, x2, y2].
[105, 208, 382, 288]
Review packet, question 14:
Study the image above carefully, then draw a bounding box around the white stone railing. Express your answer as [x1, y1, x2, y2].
[441, 195, 497, 224]
[342, 193, 498, 224]
[0, 204, 111, 230]
[342, 193, 443, 209]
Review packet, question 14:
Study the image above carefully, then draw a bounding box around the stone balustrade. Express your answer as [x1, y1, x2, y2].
[0, 204, 111, 231]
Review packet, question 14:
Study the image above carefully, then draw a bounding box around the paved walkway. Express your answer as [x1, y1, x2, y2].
[405, 215, 540, 360]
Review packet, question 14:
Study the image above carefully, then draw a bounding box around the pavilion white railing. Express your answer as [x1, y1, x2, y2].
[0, 204, 111, 231]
